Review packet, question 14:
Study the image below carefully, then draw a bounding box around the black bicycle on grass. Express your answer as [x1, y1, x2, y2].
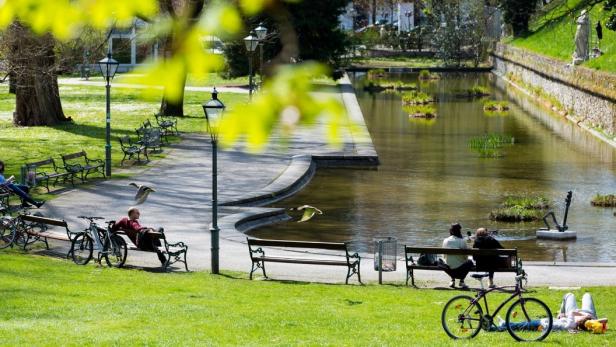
[70, 216, 127, 267]
[441, 269, 553, 342]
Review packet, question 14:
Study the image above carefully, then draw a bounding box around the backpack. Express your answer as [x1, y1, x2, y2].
[417, 253, 438, 266]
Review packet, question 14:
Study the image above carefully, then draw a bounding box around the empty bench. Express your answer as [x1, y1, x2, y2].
[112, 226, 188, 271]
[247, 238, 361, 284]
[23, 158, 73, 192]
[405, 246, 519, 287]
[18, 214, 73, 255]
[61, 151, 105, 182]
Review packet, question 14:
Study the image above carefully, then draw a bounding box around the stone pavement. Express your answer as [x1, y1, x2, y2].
[34, 76, 616, 288]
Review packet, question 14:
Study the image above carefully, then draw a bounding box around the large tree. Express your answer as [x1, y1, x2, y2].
[158, 0, 204, 117]
[501, 0, 539, 36]
[4, 22, 67, 126]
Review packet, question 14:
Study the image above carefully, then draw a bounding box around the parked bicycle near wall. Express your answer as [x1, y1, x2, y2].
[441, 268, 553, 342]
[70, 216, 127, 267]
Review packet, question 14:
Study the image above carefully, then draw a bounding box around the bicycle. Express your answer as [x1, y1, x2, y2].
[70, 216, 127, 267]
[441, 269, 553, 342]
[0, 207, 46, 249]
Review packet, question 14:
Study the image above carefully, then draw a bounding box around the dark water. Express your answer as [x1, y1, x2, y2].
[248, 72, 616, 262]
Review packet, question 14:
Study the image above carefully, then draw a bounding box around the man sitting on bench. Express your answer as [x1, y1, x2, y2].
[111, 207, 166, 265]
[0, 160, 44, 208]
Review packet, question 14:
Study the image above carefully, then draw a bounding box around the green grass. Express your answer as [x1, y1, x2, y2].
[490, 194, 550, 222]
[509, 0, 616, 72]
[1, 252, 615, 345]
[469, 133, 515, 158]
[404, 105, 437, 118]
[402, 91, 434, 105]
[0, 82, 248, 193]
[591, 193, 616, 207]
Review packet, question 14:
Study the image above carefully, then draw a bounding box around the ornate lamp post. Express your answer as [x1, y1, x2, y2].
[254, 23, 268, 85]
[202, 87, 225, 275]
[243, 31, 259, 100]
[97, 50, 119, 177]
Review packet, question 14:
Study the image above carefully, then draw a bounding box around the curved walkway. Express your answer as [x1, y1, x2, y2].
[36, 77, 616, 287]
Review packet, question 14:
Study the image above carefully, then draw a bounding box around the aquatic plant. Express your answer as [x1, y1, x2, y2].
[418, 69, 439, 80]
[362, 79, 416, 93]
[404, 105, 437, 118]
[402, 91, 434, 105]
[591, 194, 616, 207]
[367, 68, 387, 80]
[468, 133, 515, 158]
[483, 100, 510, 113]
[469, 85, 490, 96]
[489, 194, 550, 222]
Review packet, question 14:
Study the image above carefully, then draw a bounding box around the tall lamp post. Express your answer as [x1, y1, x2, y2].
[98, 51, 119, 177]
[254, 23, 268, 85]
[243, 31, 259, 100]
[202, 87, 225, 275]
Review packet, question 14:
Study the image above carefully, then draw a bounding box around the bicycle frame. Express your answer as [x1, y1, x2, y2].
[464, 279, 526, 330]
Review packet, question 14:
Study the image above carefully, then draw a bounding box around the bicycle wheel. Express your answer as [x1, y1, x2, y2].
[103, 234, 127, 268]
[442, 295, 483, 339]
[0, 218, 16, 249]
[70, 233, 93, 265]
[506, 297, 552, 342]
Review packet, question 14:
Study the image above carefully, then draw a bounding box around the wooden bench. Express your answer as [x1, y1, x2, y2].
[154, 114, 179, 136]
[404, 246, 520, 287]
[18, 214, 73, 254]
[23, 158, 73, 192]
[113, 226, 188, 271]
[247, 238, 361, 284]
[119, 136, 148, 165]
[61, 151, 105, 183]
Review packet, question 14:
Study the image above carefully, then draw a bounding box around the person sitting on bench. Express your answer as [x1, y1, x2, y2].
[473, 228, 505, 289]
[441, 223, 474, 289]
[111, 207, 166, 265]
[0, 160, 44, 208]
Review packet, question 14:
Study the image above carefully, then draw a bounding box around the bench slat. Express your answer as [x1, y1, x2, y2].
[20, 215, 68, 227]
[405, 246, 517, 257]
[253, 256, 349, 266]
[248, 238, 348, 250]
[26, 231, 70, 241]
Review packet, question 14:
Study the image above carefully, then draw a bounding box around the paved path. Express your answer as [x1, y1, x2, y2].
[35, 77, 616, 288]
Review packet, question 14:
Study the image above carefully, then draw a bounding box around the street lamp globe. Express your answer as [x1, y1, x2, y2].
[255, 23, 268, 41]
[202, 87, 226, 140]
[244, 31, 259, 52]
[98, 53, 119, 82]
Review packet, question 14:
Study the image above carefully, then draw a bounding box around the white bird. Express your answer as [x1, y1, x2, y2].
[288, 205, 323, 223]
[129, 183, 156, 205]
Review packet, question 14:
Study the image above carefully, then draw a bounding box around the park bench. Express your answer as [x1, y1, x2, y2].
[136, 126, 163, 153]
[119, 136, 148, 165]
[61, 151, 105, 183]
[246, 238, 362, 284]
[0, 183, 13, 215]
[22, 158, 73, 192]
[18, 214, 74, 255]
[154, 113, 179, 136]
[143, 119, 169, 144]
[112, 225, 188, 271]
[404, 246, 520, 287]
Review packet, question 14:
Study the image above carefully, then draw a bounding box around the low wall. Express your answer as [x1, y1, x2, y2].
[492, 43, 616, 138]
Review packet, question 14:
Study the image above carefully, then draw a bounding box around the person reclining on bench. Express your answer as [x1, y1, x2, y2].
[0, 160, 44, 208]
[111, 207, 167, 265]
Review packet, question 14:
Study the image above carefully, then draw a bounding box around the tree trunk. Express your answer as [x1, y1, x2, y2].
[7, 22, 67, 126]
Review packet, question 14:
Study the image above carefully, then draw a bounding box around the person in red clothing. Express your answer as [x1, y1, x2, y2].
[112, 207, 167, 265]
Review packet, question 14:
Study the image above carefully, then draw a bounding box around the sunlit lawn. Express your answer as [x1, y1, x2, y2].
[0, 251, 614, 346]
[0, 82, 248, 191]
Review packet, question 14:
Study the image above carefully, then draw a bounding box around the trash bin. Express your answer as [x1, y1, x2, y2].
[374, 237, 397, 284]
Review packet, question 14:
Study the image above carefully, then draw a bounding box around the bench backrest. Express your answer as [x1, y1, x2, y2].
[143, 119, 152, 128]
[62, 151, 87, 161]
[404, 246, 517, 257]
[19, 214, 69, 228]
[25, 158, 55, 169]
[119, 136, 132, 148]
[247, 238, 348, 251]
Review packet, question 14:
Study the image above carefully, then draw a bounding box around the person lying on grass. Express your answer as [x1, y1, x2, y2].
[111, 207, 167, 265]
[0, 160, 44, 208]
[495, 292, 607, 333]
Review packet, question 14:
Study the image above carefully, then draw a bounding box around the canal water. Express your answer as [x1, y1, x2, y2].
[248, 72, 616, 262]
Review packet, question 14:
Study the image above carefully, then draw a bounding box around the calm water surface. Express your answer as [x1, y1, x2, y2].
[248, 73, 616, 262]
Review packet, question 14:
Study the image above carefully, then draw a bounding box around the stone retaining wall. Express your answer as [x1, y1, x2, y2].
[492, 43, 616, 137]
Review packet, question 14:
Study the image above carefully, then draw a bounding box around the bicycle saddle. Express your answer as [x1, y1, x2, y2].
[471, 273, 490, 279]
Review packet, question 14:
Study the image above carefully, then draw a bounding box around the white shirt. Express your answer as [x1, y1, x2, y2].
[442, 235, 469, 269]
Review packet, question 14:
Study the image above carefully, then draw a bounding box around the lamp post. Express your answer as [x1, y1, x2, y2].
[202, 87, 225, 275]
[254, 23, 268, 85]
[243, 31, 259, 100]
[98, 51, 119, 177]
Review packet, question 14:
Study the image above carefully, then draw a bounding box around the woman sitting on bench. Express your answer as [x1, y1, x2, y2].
[111, 207, 167, 265]
[0, 160, 44, 208]
[441, 223, 474, 289]
[473, 228, 505, 289]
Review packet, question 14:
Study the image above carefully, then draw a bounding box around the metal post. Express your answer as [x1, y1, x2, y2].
[378, 240, 383, 285]
[248, 53, 253, 100]
[562, 191, 573, 231]
[105, 77, 112, 177]
[210, 139, 219, 274]
[259, 43, 264, 86]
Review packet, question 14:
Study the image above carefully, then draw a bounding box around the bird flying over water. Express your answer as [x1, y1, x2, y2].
[129, 182, 156, 205]
[288, 205, 323, 223]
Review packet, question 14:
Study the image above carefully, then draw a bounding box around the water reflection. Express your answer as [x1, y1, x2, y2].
[248, 73, 616, 262]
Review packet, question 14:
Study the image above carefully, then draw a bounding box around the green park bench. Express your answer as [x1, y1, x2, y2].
[119, 135, 148, 165]
[61, 150, 105, 183]
[22, 158, 74, 192]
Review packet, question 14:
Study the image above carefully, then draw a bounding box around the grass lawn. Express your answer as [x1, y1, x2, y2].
[509, 0, 616, 73]
[1, 252, 614, 346]
[67, 73, 250, 88]
[0, 82, 248, 193]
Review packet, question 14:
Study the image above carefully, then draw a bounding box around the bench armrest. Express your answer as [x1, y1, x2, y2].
[166, 241, 187, 249]
[249, 246, 265, 258]
[85, 157, 104, 165]
[64, 163, 83, 173]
